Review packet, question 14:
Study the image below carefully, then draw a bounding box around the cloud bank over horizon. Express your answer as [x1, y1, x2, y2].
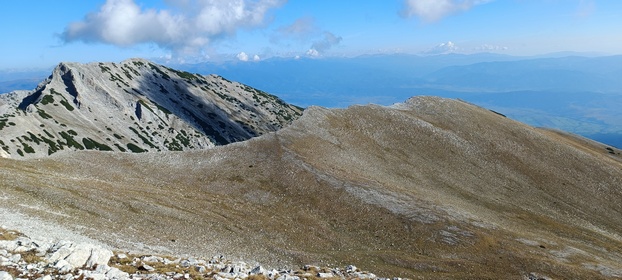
[61, 0, 286, 57]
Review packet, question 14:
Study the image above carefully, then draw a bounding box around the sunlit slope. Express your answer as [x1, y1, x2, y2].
[1, 96, 621, 279]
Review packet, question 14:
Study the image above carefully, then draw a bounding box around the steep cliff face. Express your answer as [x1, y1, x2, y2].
[0, 58, 303, 158]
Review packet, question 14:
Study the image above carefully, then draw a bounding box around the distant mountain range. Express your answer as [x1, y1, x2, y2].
[0, 59, 302, 158]
[173, 53, 622, 147]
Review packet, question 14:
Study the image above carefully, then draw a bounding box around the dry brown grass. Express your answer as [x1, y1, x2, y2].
[20, 249, 43, 263]
[0, 228, 23, 241]
[0, 266, 20, 278]
[246, 275, 270, 280]
[109, 253, 211, 279]
[1, 97, 622, 279]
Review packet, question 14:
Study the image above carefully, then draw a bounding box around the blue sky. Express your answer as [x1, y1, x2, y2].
[1, 0, 621, 70]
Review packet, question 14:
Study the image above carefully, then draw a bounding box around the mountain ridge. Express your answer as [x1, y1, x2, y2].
[1, 95, 621, 278]
[0, 58, 303, 159]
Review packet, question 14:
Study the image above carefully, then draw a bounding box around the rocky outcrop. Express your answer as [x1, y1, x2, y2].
[0, 59, 303, 158]
[0, 229, 384, 280]
[0, 236, 113, 278]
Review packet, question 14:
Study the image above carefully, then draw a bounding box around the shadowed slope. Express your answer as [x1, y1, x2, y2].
[0, 59, 302, 158]
[1, 96, 621, 279]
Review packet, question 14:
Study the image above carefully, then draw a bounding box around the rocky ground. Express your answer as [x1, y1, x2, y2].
[0, 227, 390, 280]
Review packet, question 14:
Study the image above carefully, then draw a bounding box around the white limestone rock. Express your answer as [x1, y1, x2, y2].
[85, 247, 113, 268]
[276, 275, 300, 280]
[54, 259, 72, 274]
[63, 244, 92, 269]
[36, 275, 51, 280]
[105, 267, 130, 280]
[250, 265, 265, 275]
[0, 271, 13, 280]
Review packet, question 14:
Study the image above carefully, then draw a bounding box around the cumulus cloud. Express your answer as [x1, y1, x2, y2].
[237, 52, 249, 61]
[424, 41, 459, 54]
[236, 52, 260, 62]
[306, 48, 319, 57]
[401, 0, 492, 22]
[474, 44, 508, 52]
[61, 0, 285, 56]
[307, 32, 342, 57]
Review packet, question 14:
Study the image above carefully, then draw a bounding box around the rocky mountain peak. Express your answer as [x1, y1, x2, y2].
[0, 59, 303, 158]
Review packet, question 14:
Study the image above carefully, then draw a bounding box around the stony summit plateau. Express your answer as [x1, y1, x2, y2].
[1, 59, 622, 279]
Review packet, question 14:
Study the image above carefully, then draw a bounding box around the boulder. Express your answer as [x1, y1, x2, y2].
[54, 259, 72, 273]
[141, 256, 160, 263]
[86, 247, 113, 268]
[139, 264, 155, 272]
[8, 254, 20, 263]
[276, 275, 300, 280]
[345, 265, 357, 273]
[0, 271, 13, 280]
[180, 259, 191, 267]
[195, 266, 207, 273]
[46, 242, 74, 263]
[54, 243, 112, 269]
[63, 244, 92, 268]
[82, 272, 105, 280]
[36, 275, 52, 280]
[250, 266, 265, 275]
[105, 267, 130, 280]
[0, 241, 18, 251]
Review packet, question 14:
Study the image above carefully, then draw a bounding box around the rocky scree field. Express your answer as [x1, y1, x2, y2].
[0, 227, 383, 280]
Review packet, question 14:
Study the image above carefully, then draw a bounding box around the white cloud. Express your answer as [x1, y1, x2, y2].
[474, 44, 508, 52]
[424, 41, 459, 54]
[237, 52, 249, 61]
[306, 48, 320, 57]
[253, 54, 261, 61]
[62, 0, 285, 56]
[402, 0, 492, 22]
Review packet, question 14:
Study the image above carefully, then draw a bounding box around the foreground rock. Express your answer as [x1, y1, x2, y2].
[0, 228, 390, 280]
